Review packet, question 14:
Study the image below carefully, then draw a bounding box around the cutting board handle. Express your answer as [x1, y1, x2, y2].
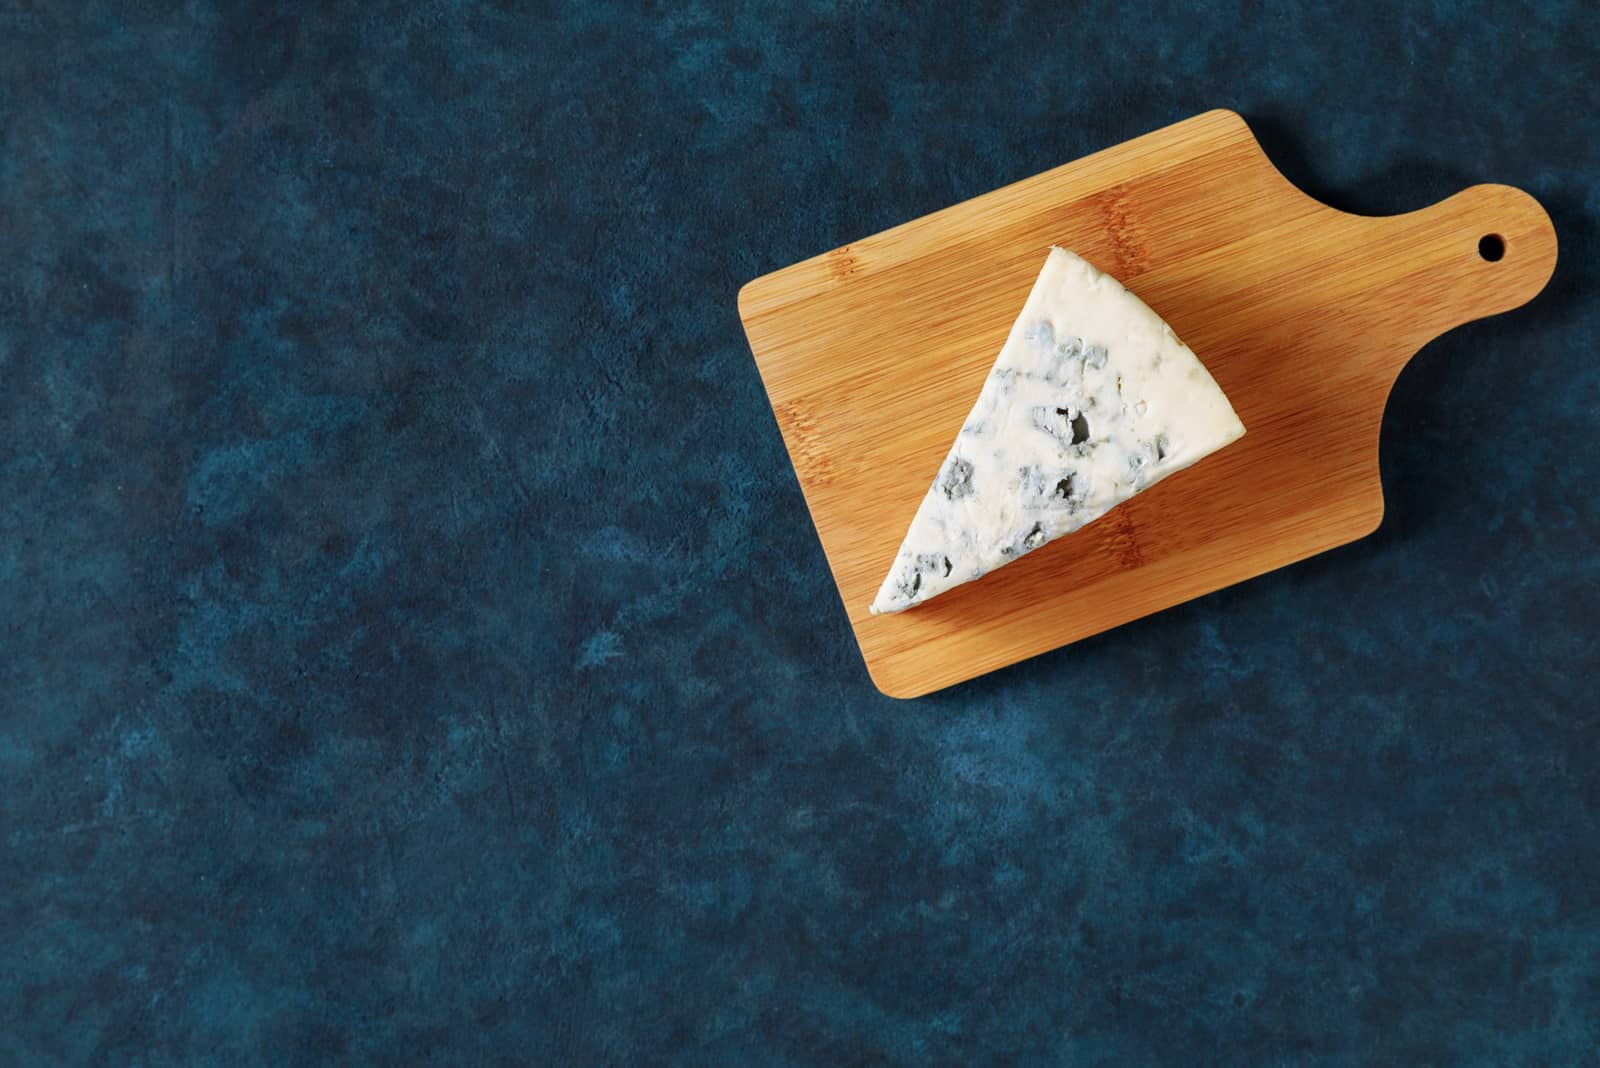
[1346, 181, 1557, 370]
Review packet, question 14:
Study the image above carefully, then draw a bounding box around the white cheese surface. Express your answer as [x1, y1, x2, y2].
[870, 248, 1245, 614]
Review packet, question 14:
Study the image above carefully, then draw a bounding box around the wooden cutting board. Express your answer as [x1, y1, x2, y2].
[737, 109, 1557, 699]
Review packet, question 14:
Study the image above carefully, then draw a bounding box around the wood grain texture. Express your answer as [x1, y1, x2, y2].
[738, 109, 1557, 699]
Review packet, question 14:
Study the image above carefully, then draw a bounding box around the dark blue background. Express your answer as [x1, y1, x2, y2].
[4, 2, 1597, 1062]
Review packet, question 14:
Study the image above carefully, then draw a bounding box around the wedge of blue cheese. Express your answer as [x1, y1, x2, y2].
[870, 247, 1245, 614]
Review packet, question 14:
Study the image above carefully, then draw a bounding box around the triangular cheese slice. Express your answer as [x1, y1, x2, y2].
[871, 248, 1244, 614]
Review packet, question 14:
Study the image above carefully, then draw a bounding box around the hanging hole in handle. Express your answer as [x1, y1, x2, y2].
[1478, 234, 1506, 262]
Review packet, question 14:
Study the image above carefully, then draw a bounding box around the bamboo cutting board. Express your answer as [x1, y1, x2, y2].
[738, 109, 1557, 699]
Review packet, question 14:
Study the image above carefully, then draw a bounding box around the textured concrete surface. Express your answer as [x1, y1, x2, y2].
[3, 1, 1598, 1063]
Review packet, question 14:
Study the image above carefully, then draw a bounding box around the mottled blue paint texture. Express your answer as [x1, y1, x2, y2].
[3, 2, 1598, 1063]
